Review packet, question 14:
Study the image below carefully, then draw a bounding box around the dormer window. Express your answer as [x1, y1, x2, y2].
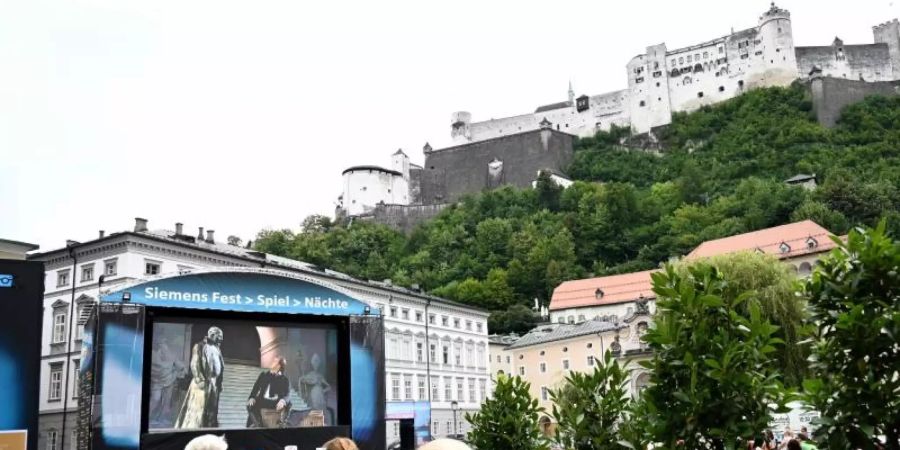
[806, 237, 818, 249]
[595, 288, 604, 299]
[779, 242, 791, 254]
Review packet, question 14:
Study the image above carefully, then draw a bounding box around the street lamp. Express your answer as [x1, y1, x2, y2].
[450, 400, 459, 437]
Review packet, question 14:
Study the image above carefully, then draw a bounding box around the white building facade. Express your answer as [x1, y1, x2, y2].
[28, 218, 489, 450]
[339, 150, 415, 217]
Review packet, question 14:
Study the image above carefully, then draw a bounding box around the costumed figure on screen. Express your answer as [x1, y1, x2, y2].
[246, 357, 291, 428]
[149, 338, 184, 425]
[299, 353, 332, 424]
[175, 326, 224, 429]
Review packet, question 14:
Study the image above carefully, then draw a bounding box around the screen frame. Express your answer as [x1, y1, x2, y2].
[140, 306, 353, 436]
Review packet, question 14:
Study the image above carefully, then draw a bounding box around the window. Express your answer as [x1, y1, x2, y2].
[806, 237, 818, 249]
[391, 375, 401, 400]
[679, 57, 684, 64]
[430, 343, 436, 362]
[432, 376, 440, 401]
[465, 320, 472, 331]
[418, 378, 426, 400]
[476, 322, 483, 333]
[442, 346, 449, 364]
[432, 421, 438, 435]
[47, 430, 59, 450]
[57, 270, 69, 288]
[104, 259, 117, 276]
[479, 379, 486, 401]
[144, 261, 161, 275]
[80, 265, 94, 282]
[639, 100, 646, 107]
[698, 92, 704, 98]
[718, 46, 724, 54]
[468, 378, 476, 402]
[687, 55, 692, 63]
[703, 51, 709, 59]
[404, 377, 413, 400]
[506, 356, 510, 363]
[401, 309, 409, 320]
[444, 377, 452, 400]
[72, 360, 80, 398]
[454, 343, 462, 366]
[567, 316, 575, 324]
[476, 346, 484, 366]
[416, 343, 424, 362]
[446, 421, 453, 435]
[738, 80, 744, 88]
[541, 386, 549, 401]
[587, 356, 595, 367]
[429, 314, 435, 324]
[518, 366, 525, 376]
[540, 362, 547, 373]
[52, 312, 67, 344]
[562, 359, 570, 370]
[586, 342, 593, 349]
[390, 307, 397, 318]
[496, 355, 501, 363]
[441, 316, 448, 327]
[719, 86, 725, 92]
[562, 346, 568, 353]
[578, 314, 585, 322]
[415, 311, 423, 322]
[453, 318, 460, 329]
[798, 262, 813, 277]
[456, 378, 464, 402]
[779, 242, 791, 253]
[49, 364, 63, 401]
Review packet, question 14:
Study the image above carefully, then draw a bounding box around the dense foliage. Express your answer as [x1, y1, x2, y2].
[673, 252, 810, 386]
[465, 375, 549, 450]
[255, 85, 900, 333]
[641, 263, 786, 450]
[802, 223, 900, 450]
[549, 351, 634, 450]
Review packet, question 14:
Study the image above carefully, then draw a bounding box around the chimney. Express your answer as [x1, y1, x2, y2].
[134, 217, 148, 232]
[99, 230, 105, 239]
[175, 222, 184, 236]
[206, 229, 215, 244]
[198, 227, 204, 241]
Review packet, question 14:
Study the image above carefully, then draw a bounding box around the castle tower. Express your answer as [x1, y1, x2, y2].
[391, 149, 410, 179]
[568, 80, 575, 104]
[450, 111, 472, 144]
[873, 19, 900, 80]
[757, 2, 798, 85]
[626, 43, 672, 134]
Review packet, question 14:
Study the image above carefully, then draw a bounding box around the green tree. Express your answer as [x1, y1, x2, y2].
[802, 223, 900, 450]
[673, 251, 810, 386]
[642, 264, 786, 450]
[466, 374, 549, 450]
[549, 350, 633, 450]
[488, 303, 539, 335]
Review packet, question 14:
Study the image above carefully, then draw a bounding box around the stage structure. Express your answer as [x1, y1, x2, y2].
[0, 260, 44, 450]
[78, 268, 385, 450]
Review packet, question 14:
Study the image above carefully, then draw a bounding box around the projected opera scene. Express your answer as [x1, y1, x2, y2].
[148, 318, 339, 432]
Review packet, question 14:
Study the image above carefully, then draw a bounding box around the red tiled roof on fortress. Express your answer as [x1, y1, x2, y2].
[550, 269, 656, 312]
[684, 220, 838, 261]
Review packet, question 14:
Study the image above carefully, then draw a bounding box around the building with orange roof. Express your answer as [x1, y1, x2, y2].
[549, 269, 657, 325]
[684, 219, 841, 276]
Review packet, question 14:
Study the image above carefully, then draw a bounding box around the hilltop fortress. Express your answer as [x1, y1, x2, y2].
[337, 4, 900, 230]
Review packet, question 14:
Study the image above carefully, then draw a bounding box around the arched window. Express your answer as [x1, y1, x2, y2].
[635, 373, 651, 394]
[683, 76, 692, 85]
[798, 262, 812, 276]
[806, 237, 818, 249]
[779, 242, 791, 253]
[567, 316, 575, 324]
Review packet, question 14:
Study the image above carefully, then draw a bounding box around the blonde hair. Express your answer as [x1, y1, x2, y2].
[322, 437, 358, 450]
[184, 434, 227, 450]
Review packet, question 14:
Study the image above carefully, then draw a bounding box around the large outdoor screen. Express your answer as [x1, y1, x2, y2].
[148, 317, 339, 433]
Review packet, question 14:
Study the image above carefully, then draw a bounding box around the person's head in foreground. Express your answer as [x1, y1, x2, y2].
[184, 434, 227, 450]
[322, 437, 358, 450]
[786, 439, 801, 450]
[418, 438, 473, 450]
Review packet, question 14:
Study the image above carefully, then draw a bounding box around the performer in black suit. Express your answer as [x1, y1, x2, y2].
[246, 357, 290, 427]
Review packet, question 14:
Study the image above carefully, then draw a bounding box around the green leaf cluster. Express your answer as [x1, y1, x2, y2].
[465, 374, 549, 450]
[802, 223, 900, 450]
[642, 264, 786, 450]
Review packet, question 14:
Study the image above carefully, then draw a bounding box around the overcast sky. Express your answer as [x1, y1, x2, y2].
[2, 0, 897, 250]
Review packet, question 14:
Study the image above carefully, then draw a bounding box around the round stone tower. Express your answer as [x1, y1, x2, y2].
[757, 2, 798, 84]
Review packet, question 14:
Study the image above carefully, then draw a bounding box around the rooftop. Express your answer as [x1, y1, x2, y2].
[534, 100, 573, 113]
[341, 165, 403, 177]
[488, 334, 520, 346]
[685, 220, 838, 261]
[506, 319, 621, 350]
[550, 269, 656, 312]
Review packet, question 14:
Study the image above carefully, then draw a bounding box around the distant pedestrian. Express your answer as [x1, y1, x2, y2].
[418, 438, 473, 450]
[321, 437, 358, 450]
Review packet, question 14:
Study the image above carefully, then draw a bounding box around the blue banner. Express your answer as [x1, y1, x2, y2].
[100, 271, 372, 316]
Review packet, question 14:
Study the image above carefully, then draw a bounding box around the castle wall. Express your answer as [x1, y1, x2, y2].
[588, 90, 631, 131]
[873, 19, 900, 79]
[796, 44, 893, 81]
[419, 129, 575, 204]
[365, 203, 450, 234]
[809, 75, 900, 127]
